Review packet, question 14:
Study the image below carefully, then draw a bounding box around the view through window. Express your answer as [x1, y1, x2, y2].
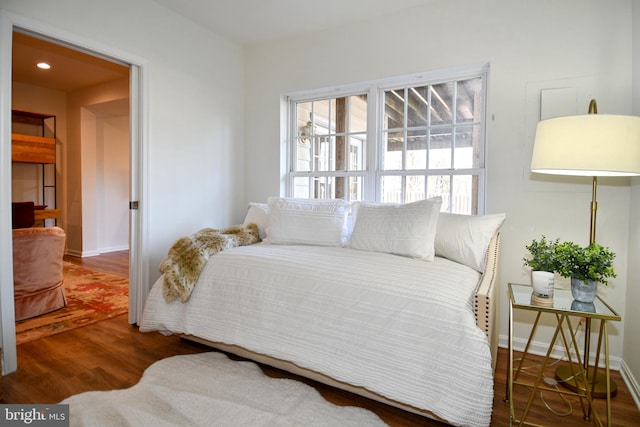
[287, 64, 488, 214]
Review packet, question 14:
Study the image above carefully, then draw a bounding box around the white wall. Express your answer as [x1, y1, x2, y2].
[1, 0, 246, 289]
[67, 78, 130, 257]
[95, 113, 129, 254]
[244, 0, 635, 368]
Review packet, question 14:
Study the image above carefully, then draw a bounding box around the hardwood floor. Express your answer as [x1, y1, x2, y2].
[4, 252, 639, 426]
[63, 250, 129, 278]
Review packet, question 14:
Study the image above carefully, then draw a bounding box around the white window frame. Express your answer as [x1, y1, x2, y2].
[284, 62, 489, 214]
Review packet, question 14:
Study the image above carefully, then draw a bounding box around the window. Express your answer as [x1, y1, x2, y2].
[291, 95, 369, 201]
[286, 64, 488, 214]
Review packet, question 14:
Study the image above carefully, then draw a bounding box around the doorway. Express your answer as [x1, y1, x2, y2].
[1, 14, 146, 375]
[12, 32, 131, 257]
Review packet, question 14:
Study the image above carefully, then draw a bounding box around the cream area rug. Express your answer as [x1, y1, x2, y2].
[62, 352, 388, 426]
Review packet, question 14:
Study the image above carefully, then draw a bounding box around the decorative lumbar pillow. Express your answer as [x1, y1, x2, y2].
[265, 197, 350, 246]
[347, 198, 442, 260]
[434, 212, 506, 272]
[242, 202, 269, 240]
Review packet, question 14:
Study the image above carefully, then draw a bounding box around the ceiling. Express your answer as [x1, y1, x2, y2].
[12, 1, 434, 94]
[152, 0, 434, 46]
[12, 32, 129, 93]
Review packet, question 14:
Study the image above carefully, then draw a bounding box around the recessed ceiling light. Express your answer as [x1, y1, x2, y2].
[36, 62, 51, 70]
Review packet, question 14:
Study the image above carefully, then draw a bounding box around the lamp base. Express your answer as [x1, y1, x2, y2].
[555, 364, 617, 399]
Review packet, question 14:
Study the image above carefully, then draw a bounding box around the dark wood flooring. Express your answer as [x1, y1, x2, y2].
[3, 251, 638, 426]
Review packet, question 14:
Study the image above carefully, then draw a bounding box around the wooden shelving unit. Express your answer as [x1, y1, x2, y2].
[11, 133, 56, 163]
[11, 109, 59, 224]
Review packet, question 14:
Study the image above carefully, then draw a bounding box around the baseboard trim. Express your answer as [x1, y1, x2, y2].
[619, 359, 640, 411]
[80, 250, 101, 258]
[64, 247, 128, 258]
[498, 334, 621, 371]
[65, 248, 83, 258]
[98, 245, 129, 254]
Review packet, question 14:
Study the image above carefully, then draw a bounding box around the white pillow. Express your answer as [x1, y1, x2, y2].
[347, 198, 442, 260]
[266, 197, 350, 246]
[242, 202, 269, 240]
[434, 212, 506, 272]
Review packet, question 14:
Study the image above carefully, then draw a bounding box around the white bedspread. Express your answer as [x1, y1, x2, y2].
[140, 244, 494, 427]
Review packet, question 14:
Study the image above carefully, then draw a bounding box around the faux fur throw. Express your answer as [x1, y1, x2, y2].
[160, 223, 259, 303]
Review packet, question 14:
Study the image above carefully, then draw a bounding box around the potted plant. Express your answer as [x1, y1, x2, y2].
[523, 236, 560, 298]
[555, 241, 617, 303]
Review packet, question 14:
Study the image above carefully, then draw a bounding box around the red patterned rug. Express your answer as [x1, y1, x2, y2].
[16, 262, 128, 345]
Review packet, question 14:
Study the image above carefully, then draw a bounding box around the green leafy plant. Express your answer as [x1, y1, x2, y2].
[523, 236, 560, 272]
[555, 241, 617, 285]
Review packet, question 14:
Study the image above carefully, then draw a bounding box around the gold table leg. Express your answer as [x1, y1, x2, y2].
[511, 313, 609, 426]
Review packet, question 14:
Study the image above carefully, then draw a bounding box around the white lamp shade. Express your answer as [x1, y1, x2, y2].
[531, 114, 640, 176]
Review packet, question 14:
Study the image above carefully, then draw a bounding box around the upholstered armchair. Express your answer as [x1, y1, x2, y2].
[13, 226, 67, 321]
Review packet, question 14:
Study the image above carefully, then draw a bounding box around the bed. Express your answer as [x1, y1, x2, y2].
[140, 197, 504, 427]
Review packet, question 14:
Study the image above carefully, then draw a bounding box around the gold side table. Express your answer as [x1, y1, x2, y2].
[506, 283, 621, 426]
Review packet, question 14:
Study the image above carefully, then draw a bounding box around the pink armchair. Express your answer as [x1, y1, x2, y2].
[13, 226, 67, 321]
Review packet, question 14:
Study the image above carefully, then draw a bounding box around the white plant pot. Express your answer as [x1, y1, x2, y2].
[531, 271, 554, 298]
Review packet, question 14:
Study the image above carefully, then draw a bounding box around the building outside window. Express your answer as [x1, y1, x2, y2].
[286, 63, 488, 214]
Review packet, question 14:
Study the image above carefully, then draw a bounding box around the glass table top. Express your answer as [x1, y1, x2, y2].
[508, 283, 620, 321]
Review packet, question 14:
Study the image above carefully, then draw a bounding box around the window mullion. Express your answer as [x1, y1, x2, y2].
[451, 80, 458, 169]
[345, 98, 350, 173]
[368, 87, 380, 201]
[402, 88, 408, 171]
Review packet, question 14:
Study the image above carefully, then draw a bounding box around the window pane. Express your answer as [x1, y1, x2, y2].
[314, 136, 335, 171]
[405, 175, 425, 203]
[328, 98, 337, 134]
[312, 176, 335, 199]
[456, 77, 482, 124]
[296, 140, 312, 172]
[384, 89, 405, 130]
[427, 175, 450, 203]
[350, 95, 367, 133]
[451, 175, 477, 214]
[313, 99, 331, 135]
[407, 129, 427, 170]
[349, 136, 365, 171]
[430, 82, 454, 125]
[293, 176, 310, 198]
[408, 86, 429, 128]
[429, 127, 452, 169]
[348, 176, 364, 201]
[383, 131, 403, 170]
[297, 102, 313, 130]
[381, 175, 402, 203]
[427, 175, 477, 214]
[454, 125, 480, 169]
[297, 102, 314, 144]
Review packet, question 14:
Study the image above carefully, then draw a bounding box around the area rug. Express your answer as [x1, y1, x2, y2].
[62, 352, 388, 427]
[15, 262, 128, 345]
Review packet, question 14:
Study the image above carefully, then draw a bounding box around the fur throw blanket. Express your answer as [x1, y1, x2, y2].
[160, 223, 259, 303]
